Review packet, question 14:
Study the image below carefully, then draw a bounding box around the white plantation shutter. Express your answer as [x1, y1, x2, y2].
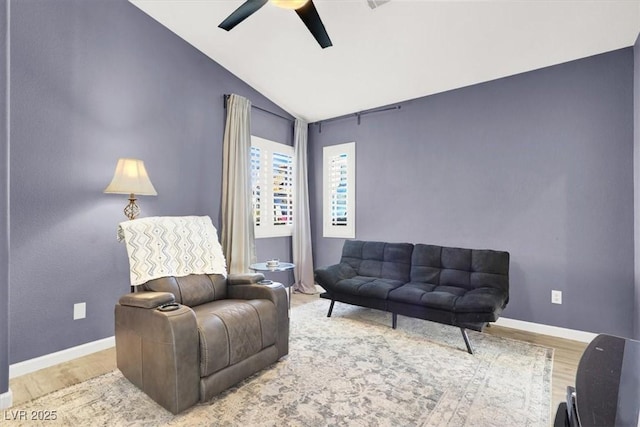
[250, 146, 262, 228]
[329, 153, 348, 227]
[251, 136, 294, 238]
[323, 142, 356, 238]
[272, 151, 294, 226]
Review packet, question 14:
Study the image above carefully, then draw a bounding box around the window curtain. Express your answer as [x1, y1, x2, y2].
[221, 94, 256, 274]
[292, 119, 316, 294]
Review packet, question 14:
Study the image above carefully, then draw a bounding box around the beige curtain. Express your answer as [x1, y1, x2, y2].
[221, 94, 256, 274]
[292, 119, 316, 293]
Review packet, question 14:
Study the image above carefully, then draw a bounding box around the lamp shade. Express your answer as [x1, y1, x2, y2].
[104, 158, 157, 196]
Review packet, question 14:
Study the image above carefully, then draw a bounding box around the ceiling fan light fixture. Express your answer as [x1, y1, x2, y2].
[271, 0, 309, 10]
[219, 0, 331, 48]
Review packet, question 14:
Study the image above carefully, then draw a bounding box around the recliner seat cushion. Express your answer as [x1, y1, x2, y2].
[193, 299, 277, 377]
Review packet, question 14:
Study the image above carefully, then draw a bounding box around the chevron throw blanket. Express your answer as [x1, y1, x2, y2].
[117, 216, 227, 287]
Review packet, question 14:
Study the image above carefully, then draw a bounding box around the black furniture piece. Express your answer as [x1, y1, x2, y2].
[314, 240, 510, 354]
[555, 334, 640, 427]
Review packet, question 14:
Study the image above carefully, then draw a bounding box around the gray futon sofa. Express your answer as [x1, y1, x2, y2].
[314, 240, 509, 353]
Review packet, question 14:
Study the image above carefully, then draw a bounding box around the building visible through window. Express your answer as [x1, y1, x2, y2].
[330, 153, 348, 226]
[323, 142, 356, 238]
[251, 136, 294, 238]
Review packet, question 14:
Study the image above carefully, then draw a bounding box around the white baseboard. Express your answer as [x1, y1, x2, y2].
[0, 388, 12, 409]
[9, 336, 115, 379]
[495, 317, 597, 343]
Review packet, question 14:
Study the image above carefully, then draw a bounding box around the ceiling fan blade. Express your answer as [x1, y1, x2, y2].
[295, 0, 332, 48]
[219, 0, 269, 31]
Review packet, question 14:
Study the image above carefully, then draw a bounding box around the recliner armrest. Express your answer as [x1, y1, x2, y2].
[227, 282, 286, 307]
[228, 282, 289, 358]
[115, 299, 199, 414]
[118, 291, 175, 309]
[227, 273, 265, 285]
[314, 263, 357, 291]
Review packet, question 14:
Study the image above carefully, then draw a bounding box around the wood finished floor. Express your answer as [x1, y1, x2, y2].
[10, 292, 587, 421]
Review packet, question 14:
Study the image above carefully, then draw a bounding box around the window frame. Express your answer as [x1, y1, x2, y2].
[251, 136, 295, 239]
[323, 142, 356, 238]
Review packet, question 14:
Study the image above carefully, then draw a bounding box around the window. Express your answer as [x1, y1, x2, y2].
[323, 142, 355, 238]
[251, 136, 294, 238]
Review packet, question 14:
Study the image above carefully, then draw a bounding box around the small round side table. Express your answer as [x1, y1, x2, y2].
[249, 262, 295, 308]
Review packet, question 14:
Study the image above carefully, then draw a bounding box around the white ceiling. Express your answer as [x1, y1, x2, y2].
[130, 0, 640, 122]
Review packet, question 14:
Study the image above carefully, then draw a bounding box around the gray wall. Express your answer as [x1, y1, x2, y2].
[309, 48, 635, 338]
[635, 35, 640, 341]
[8, 0, 292, 364]
[0, 0, 8, 396]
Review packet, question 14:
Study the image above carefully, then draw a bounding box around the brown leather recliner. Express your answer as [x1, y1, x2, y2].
[114, 272, 289, 414]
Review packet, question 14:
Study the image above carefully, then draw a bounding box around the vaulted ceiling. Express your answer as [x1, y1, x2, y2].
[130, 0, 640, 122]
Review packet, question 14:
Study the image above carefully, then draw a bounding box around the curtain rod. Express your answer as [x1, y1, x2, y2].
[223, 94, 294, 123]
[313, 104, 402, 133]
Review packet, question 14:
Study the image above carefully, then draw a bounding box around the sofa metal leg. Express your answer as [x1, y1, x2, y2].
[392, 313, 397, 329]
[327, 300, 335, 317]
[460, 328, 473, 354]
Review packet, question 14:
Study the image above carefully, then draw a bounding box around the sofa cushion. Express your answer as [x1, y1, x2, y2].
[314, 263, 358, 292]
[389, 282, 464, 310]
[411, 245, 476, 288]
[440, 247, 472, 288]
[453, 287, 508, 313]
[340, 240, 413, 282]
[410, 245, 442, 283]
[410, 244, 509, 293]
[193, 299, 276, 377]
[335, 276, 405, 299]
[470, 250, 510, 294]
[389, 282, 506, 313]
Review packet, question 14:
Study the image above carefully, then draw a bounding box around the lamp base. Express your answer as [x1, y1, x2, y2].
[124, 194, 140, 220]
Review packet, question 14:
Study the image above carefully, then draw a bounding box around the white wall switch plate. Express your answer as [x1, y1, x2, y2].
[551, 290, 562, 305]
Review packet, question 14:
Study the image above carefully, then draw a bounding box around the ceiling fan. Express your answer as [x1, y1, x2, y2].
[218, 0, 332, 49]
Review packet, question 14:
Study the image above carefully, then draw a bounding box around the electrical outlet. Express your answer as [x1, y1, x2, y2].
[73, 302, 86, 320]
[551, 290, 562, 305]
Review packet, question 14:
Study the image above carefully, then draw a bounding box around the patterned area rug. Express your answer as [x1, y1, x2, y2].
[12, 300, 553, 426]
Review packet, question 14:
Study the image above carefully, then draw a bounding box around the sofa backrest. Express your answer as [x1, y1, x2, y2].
[411, 244, 509, 292]
[340, 240, 413, 282]
[141, 274, 227, 306]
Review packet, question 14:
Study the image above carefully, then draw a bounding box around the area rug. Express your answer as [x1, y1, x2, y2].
[12, 300, 553, 426]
